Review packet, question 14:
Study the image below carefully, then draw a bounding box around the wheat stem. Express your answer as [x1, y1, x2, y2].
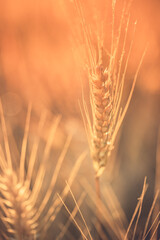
[95, 176, 102, 239]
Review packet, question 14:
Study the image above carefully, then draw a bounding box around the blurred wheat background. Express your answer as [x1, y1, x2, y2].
[0, 0, 160, 239]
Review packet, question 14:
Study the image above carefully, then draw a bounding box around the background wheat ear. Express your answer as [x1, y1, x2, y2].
[0, 101, 75, 239]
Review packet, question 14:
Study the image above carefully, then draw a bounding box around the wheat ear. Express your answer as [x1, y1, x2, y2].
[0, 101, 87, 239]
[0, 102, 36, 239]
[75, 0, 146, 177]
[0, 102, 71, 239]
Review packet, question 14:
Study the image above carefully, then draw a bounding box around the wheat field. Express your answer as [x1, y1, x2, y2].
[0, 0, 160, 239]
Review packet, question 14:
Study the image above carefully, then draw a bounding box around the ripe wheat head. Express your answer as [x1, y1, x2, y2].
[75, 0, 146, 177]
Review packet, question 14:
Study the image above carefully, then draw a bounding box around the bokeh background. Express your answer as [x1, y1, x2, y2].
[0, 0, 160, 239]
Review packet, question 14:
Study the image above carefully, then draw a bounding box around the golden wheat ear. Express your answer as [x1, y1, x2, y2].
[74, 0, 146, 177]
[0, 102, 77, 239]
